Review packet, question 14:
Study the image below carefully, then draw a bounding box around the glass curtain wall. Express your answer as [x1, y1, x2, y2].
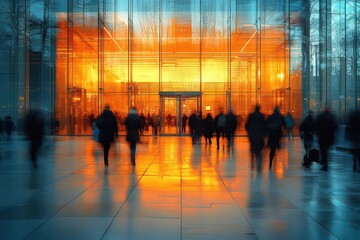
[305, 0, 360, 123]
[2, 0, 360, 135]
[54, 0, 298, 135]
[0, 0, 57, 132]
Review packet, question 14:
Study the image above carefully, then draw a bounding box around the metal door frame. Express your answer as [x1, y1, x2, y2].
[159, 92, 202, 136]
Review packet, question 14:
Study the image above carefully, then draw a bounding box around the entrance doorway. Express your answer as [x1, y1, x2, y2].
[160, 92, 201, 135]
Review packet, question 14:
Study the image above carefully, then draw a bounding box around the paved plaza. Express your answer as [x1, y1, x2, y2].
[0, 135, 360, 240]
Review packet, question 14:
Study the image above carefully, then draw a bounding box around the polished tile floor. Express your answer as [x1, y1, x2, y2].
[0, 135, 360, 240]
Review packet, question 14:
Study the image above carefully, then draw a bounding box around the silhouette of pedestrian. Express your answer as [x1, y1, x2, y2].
[266, 106, 285, 169]
[315, 107, 337, 171]
[0, 117, 3, 140]
[182, 113, 188, 134]
[346, 109, 360, 171]
[124, 108, 141, 166]
[225, 109, 238, 152]
[96, 105, 118, 166]
[214, 109, 227, 150]
[284, 112, 295, 140]
[245, 105, 267, 171]
[4, 116, 15, 141]
[203, 113, 214, 146]
[152, 113, 160, 136]
[188, 111, 199, 144]
[25, 109, 45, 168]
[166, 113, 172, 130]
[299, 110, 315, 167]
[195, 112, 203, 143]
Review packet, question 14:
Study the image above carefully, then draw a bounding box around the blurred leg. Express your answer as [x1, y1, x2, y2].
[269, 147, 276, 169]
[130, 141, 136, 165]
[103, 143, 110, 165]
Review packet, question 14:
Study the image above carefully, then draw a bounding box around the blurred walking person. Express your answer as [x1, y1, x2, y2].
[299, 111, 315, 167]
[25, 109, 45, 168]
[346, 109, 360, 171]
[4, 116, 15, 141]
[214, 109, 227, 150]
[188, 111, 199, 144]
[315, 107, 337, 171]
[226, 109, 238, 152]
[203, 113, 214, 146]
[0, 117, 2, 158]
[124, 108, 141, 166]
[284, 112, 295, 140]
[96, 105, 118, 166]
[266, 106, 285, 169]
[152, 113, 160, 136]
[182, 113, 188, 134]
[0, 117, 3, 140]
[245, 105, 267, 171]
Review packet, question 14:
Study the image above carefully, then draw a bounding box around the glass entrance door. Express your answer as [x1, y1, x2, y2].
[160, 93, 201, 135]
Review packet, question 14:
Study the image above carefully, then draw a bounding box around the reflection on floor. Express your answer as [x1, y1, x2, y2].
[0, 136, 359, 240]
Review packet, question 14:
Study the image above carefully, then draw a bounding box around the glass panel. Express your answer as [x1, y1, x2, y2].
[181, 96, 200, 134]
[259, 0, 289, 115]
[160, 0, 200, 91]
[289, 0, 303, 125]
[231, 0, 257, 125]
[161, 97, 179, 135]
[55, 11, 69, 134]
[201, 0, 230, 111]
[103, 0, 129, 120]
[160, 95, 199, 135]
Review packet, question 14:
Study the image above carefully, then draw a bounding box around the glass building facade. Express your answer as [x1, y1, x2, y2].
[0, 0, 359, 135]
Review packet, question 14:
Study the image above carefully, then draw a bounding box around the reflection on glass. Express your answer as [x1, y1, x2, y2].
[55, 1, 300, 135]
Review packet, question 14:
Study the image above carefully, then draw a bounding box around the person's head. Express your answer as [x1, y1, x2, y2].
[273, 106, 279, 113]
[104, 104, 110, 111]
[255, 104, 261, 112]
[129, 107, 137, 115]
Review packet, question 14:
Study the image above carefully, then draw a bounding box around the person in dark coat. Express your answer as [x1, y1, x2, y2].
[25, 109, 45, 168]
[0, 117, 3, 140]
[346, 110, 360, 171]
[188, 111, 199, 144]
[124, 108, 141, 166]
[245, 105, 267, 171]
[96, 105, 118, 166]
[315, 107, 337, 171]
[4, 116, 15, 141]
[266, 106, 285, 169]
[284, 112, 295, 140]
[203, 113, 214, 146]
[226, 109, 238, 152]
[299, 110, 316, 167]
[182, 113, 188, 134]
[214, 109, 227, 150]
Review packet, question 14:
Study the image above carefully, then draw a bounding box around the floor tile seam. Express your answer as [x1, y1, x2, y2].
[20, 155, 143, 236]
[277, 188, 341, 239]
[22, 170, 111, 240]
[300, 209, 340, 240]
[179, 142, 185, 240]
[99, 150, 160, 240]
[213, 163, 259, 238]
